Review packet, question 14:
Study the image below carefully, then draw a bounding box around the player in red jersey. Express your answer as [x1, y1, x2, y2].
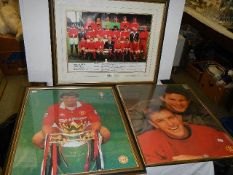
[95, 36, 104, 61]
[67, 23, 79, 56]
[120, 26, 130, 40]
[130, 17, 139, 31]
[120, 16, 130, 30]
[130, 39, 141, 61]
[32, 91, 110, 149]
[85, 25, 96, 40]
[95, 24, 104, 38]
[84, 17, 95, 30]
[78, 37, 87, 59]
[121, 38, 131, 61]
[86, 37, 96, 60]
[102, 27, 113, 40]
[114, 37, 123, 61]
[92, 17, 102, 31]
[112, 26, 121, 42]
[139, 26, 149, 59]
[138, 107, 233, 164]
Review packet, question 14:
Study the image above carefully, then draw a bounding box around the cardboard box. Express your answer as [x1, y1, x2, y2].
[186, 62, 204, 81]
[199, 65, 230, 104]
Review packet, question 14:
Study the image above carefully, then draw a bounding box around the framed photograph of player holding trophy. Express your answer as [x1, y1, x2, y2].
[49, 0, 168, 84]
[5, 86, 144, 175]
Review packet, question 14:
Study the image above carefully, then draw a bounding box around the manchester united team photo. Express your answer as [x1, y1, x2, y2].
[66, 11, 152, 62]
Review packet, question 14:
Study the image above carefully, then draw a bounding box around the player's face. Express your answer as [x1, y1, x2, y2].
[96, 18, 101, 23]
[162, 93, 189, 113]
[114, 17, 118, 22]
[150, 110, 188, 139]
[143, 26, 147, 31]
[132, 27, 137, 32]
[62, 95, 77, 107]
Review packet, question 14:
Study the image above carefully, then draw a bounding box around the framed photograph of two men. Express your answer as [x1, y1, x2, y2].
[5, 86, 144, 175]
[50, 0, 168, 84]
[116, 84, 233, 166]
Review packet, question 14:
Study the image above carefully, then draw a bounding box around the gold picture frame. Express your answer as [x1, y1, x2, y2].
[49, 0, 168, 85]
[5, 86, 144, 174]
[116, 84, 233, 166]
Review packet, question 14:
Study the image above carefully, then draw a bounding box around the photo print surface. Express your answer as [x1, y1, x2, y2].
[52, 0, 167, 84]
[117, 84, 233, 166]
[6, 87, 144, 175]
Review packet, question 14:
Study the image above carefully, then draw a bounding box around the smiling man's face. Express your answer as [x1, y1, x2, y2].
[149, 109, 188, 139]
[161, 93, 190, 113]
[62, 95, 77, 108]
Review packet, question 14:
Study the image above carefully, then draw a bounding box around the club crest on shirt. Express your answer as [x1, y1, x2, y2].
[79, 111, 86, 116]
[118, 155, 128, 164]
[225, 145, 233, 153]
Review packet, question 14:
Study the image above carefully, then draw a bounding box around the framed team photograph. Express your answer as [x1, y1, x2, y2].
[116, 84, 233, 166]
[50, 0, 168, 84]
[5, 86, 144, 175]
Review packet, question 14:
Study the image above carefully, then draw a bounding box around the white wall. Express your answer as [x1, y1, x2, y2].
[19, 0, 53, 85]
[157, 0, 185, 82]
[19, 0, 185, 85]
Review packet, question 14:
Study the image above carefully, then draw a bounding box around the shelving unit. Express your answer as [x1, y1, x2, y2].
[181, 6, 233, 109]
[184, 7, 233, 40]
[182, 7, 233, 55]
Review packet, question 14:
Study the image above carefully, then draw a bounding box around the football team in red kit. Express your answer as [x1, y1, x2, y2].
[67, 14, 150, 62]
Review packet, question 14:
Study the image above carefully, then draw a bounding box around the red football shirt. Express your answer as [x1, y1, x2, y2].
[131, 42, 140, 51]
[130, 22, 139, 30]
[95, 41, 104, 50]
[120, 22, 130, 30]
[138, 124, 233, 164]
[43, 102, 100, 128]
[121, 31, 130, 40]
[78, 40, 87, 49]
[68, 27, 78, 38]
[86, 41, 96, 50]
[139, 31, 149, 44]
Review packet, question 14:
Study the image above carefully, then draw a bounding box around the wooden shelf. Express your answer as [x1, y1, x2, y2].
[182, 7, 233, 54]
[0, 34, 24, 52]
[184, 7, 233, 40]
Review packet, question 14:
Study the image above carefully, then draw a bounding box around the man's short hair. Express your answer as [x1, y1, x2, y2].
[144, 105, 168, 120]
[60, 91, 79, 98]
[164, 85, 190, 99]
